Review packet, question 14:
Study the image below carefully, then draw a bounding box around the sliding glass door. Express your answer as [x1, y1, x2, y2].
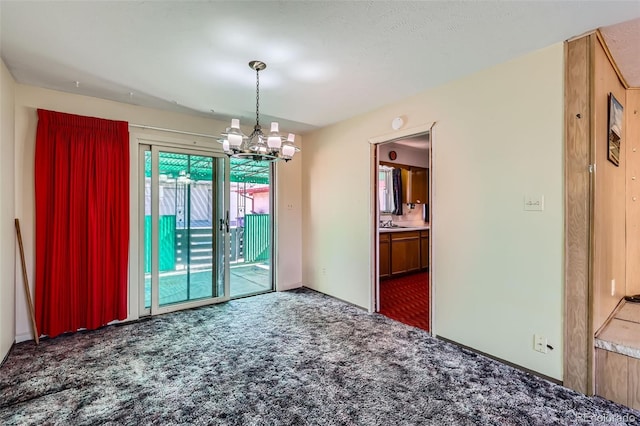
[142, 146, 229, 315]
[229, 158, 274, 298]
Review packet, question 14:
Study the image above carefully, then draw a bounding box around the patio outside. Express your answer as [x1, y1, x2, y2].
[144, 154, 272, 307]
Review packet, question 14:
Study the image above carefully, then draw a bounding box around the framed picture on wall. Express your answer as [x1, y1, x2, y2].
[608, 93, 623, 167]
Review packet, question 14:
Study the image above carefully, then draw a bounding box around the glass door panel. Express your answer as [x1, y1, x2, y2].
[229, 158, 273, 298]
[149, 147, 229, 315]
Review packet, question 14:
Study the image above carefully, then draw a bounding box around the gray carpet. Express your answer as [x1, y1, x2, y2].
[0, 288, 638, 425]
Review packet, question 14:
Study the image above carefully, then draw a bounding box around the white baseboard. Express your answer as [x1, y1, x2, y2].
[276, 281, 302, 292]
[15, 332, 32, 343]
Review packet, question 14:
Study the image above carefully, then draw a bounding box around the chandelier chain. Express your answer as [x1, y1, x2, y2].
[255, 68, 260, 128]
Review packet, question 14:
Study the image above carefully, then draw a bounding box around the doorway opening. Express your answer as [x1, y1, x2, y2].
[374, 132, 432, 332]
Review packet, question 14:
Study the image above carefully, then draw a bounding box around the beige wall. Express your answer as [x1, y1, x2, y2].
[275, 151, 303, 291]
[13, 85, 302, 340]
[592, 39, 627, 332]
[303, 43, 564, 380]
[0, 60, 16, 361]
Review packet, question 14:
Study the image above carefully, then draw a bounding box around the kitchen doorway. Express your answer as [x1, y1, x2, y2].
[373, 131, 432, 332]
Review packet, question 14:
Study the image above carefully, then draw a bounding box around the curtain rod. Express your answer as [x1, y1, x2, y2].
[129, 123, 218, 140]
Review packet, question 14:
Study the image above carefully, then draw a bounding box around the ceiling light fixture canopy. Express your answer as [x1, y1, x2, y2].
[219, 61, 300, 162]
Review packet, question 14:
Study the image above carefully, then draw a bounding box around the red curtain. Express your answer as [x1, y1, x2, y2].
[35, 109, 129, 338]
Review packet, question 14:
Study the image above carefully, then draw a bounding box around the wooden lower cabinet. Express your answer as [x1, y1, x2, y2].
[390, 231, 421, 275]
[379, 233, 391, 279]
[380, 229, 429, 279]
[595, 348, 640, 410]
[420, 230, 429, 270]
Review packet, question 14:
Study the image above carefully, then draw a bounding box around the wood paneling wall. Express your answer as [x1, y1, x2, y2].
[627, 89, 640, 296]
[596, 349, 628, 405]
[566, 33, 640, 399]
[630, 355, 640, 410]
[564, 36, 593, 395]
[596, 348, 640, 409]
[592, 37, 627, 332]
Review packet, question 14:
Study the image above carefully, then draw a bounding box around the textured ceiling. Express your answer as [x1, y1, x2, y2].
[600, 18, 640, 88]
[1, 1, 639, 134]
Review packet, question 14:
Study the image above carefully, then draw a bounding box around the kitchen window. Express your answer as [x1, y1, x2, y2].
[379, 166, 395, 213]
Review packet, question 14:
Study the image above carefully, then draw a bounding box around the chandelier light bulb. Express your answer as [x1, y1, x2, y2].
[254, 143, 268, 154]
[282, 144, 295, 158]
[228, 133, 243, 149]
[281, 133, 297, 160]
[267, 122, 282, 149]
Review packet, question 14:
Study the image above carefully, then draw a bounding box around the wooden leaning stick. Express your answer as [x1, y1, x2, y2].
[15, 219, 39, 345]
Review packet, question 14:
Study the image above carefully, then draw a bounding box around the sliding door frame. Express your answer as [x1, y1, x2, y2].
[151, 145, 229, 315]
[134, 135, 230, 317]
[228, 160, 276, 299]
[138, 143, 151, 316]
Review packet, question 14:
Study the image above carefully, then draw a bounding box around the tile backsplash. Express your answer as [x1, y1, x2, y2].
[381, 204, 427, 227]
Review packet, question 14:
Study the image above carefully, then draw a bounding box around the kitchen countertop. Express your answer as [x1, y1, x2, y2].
[595, 302, 640, 359]
[379, 224, 430, 233]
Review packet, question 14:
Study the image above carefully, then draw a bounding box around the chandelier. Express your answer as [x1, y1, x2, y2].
[219, 61, 300, 162]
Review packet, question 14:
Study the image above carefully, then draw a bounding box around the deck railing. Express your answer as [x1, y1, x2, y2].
[144, 213, 270, 272]
[244, 214, 270, 263]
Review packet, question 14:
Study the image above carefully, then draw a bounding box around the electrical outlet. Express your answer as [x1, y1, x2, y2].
[611, 279, 616, 296]
[534, 334, 548, 353]
[322, 267, 327, 276]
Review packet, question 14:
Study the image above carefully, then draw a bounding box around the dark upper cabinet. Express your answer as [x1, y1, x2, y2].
[401, 167, 428, 204]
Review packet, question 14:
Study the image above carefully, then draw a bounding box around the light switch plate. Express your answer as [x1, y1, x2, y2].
[524, 195, 544, 211]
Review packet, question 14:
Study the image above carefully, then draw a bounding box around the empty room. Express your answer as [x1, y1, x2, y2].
[2, 1, 640, 424]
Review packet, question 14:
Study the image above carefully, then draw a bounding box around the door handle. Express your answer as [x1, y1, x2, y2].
[219, 211, 230, 233]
